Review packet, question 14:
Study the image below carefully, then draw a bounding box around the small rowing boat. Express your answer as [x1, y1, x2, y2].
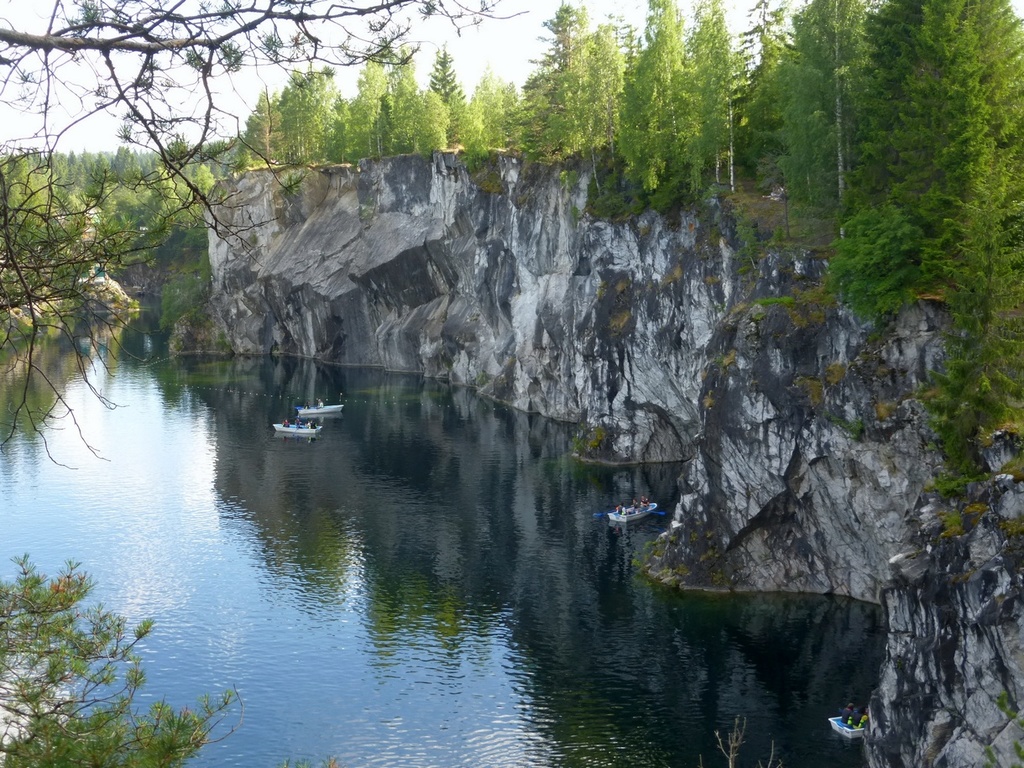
[828, 716, 866, 739]
[295, 403, 343, 416]
[272, 422, 323, 436]
[607, 502, 658, 524]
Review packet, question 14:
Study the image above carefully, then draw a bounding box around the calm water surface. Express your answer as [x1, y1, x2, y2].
[0, 321, 882, 767]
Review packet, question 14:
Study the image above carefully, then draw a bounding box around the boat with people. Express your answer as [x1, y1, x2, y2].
[272, 421, 323, 437]
[607, 501, 658, 524]
[828, 716, 866, 738]
[295, 400, 344, 416]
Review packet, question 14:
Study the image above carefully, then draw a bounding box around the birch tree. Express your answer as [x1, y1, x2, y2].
[685, 0, 739, 192]
[620, 0, 689, 204]
[577, 23, 626, 178]
[462, 68, 520, 160]
[278, 68, 339, 165]
[348, 61, 389, 160]
[778, 0, 866, 209]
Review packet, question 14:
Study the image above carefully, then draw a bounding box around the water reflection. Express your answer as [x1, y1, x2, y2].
[1, 334, 883, 767]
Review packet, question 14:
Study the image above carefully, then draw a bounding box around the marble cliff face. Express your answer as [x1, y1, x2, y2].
[205, 153, 1024, 765]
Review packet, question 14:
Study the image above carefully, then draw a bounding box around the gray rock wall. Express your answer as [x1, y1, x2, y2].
[207, 154, 1024, 765]
[207, 153, 943, 603]
[868, 480, 1024, 768]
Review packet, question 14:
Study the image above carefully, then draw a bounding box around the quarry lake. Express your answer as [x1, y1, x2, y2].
[1, 319, 883, 767]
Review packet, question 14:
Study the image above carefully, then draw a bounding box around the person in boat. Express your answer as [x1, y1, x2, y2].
[640, 495, 649, 508]
[854, 708, 869, 729]
[840, 703, 855, 724]
[317, 398, 324, 408]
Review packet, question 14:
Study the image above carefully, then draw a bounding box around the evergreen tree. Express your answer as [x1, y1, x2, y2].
[834, 0, 1024, 472]
[519, 3, 590, 160]
[428, 46, 466, 146]
[836, 0, 1024, 313]
[928, 192, 1024, 474]
[0, 557, 236, 766]
[734, 0, 788, 179]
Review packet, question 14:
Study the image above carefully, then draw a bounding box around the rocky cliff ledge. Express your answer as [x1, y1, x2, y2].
[866, 479, 1024, 768]
[206, 153, 1024, 764]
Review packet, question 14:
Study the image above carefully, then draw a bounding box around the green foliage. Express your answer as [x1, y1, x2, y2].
[160, 265, 210, 331]
[923, 195, 1024, 474]
[239, 90, 282, 166]
[777, 0, 867, 210]
[937, 508, 965, 537]
[348, 61, 388, 160]
[684, 0, 739, 193]
[278, 68, 340, 165]
[460, 69, 520, 162]
[620, 0, 689, 195]
[0, 557, 235, 767]
[428, 46, 466, 147]
[795, 375, 824, 406]
[827, 413, 865, 439]
[985, 692, 1024, 768]
[0, 150, 169, 320]
[829, 203, 921, 318]
[999, 517, 1024, 539]
[585, 155, 645, 220]
[932, 471, 979, 499]
[518, 4, 592, 161]
[753, 296, 795, 307]
[382, 53, 425, 155]
[734, 0, 788, 176]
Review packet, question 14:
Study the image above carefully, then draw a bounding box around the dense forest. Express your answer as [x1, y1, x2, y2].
[234, 0, 1023, 484]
